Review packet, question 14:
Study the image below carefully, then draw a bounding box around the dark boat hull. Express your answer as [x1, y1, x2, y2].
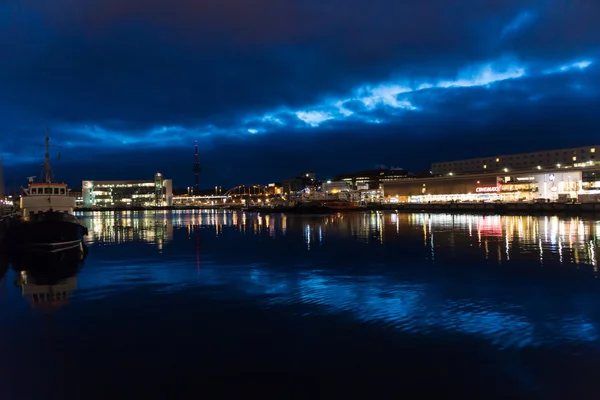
[11, 244, 87, 285]
[4, 211, 88, 253]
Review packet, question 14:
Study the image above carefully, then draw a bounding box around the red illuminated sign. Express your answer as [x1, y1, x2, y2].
[475, 186, 501, 193]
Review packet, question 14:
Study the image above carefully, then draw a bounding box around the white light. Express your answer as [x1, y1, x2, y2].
[503, 168, 509, 172]
[537, 166, 541, 170]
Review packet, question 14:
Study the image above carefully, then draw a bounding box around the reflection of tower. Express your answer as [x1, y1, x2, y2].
[196, 224, 201, 273]
[193, 141, 201, 190]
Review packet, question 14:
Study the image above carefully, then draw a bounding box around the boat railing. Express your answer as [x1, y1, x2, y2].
[22, 211, 87, 227]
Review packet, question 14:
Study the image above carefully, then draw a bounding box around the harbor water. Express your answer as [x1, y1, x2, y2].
[1, 210, 600, 399]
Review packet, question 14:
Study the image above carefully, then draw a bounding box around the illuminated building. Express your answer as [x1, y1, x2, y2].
[432, 145, 599, 175]
[266, 182, 284, 195]
[82, 173, 173, 207]
[383, 168, 599, 203]
[360, 189, 384, 203]
[283, 172, 317, 194]
[321, 181, 351, 193]
[334, 168, 410, 190]
[172, 194, 230, 205]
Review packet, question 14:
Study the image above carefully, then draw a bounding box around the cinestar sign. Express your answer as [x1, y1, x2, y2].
[476, 186, 502, 193]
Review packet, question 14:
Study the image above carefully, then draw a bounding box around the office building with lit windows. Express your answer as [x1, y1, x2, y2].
[432, 145, 598, 175]
[82, 173, 173, 207]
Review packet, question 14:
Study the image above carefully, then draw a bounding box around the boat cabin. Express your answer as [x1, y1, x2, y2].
[21, 183, 76, 218]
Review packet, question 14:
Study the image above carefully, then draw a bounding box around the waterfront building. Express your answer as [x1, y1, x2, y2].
[360, 189, 384, 203]
[82, 173, 173, 207]
[432, 145, 599, 176]
[383, 167, 600, 203]
[333, 169, 410, 190]
[283, 172, 317, 195]
[266, 183, 284, 195]
[321, 180, 351, 193]
[172, 194, 229, 206]
[431, 145, 600, 175]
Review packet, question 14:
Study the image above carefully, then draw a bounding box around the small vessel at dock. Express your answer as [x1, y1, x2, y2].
[4, 131, 88, 254]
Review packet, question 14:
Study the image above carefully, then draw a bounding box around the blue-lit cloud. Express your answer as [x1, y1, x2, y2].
[1, 0, 599, 186]
[500, 11, 536, 39]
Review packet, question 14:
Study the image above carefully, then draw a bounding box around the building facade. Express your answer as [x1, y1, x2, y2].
[82, 173, 173, 207]
[321, 181, 351, 193]
[283, 172, 317, 194]
[383, 167, 597, 203]
[333, 169, 410, 190]
[432, 145, 598, 175]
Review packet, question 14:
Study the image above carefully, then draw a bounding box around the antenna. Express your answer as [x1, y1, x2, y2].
[45, 128, 51, 183]
[192, 141, 201, 190]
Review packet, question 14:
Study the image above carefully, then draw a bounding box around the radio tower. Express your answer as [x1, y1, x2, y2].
[193, 141, 201, 189]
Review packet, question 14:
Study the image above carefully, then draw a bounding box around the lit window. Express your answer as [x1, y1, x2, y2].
[573, 156, 577, 161]
[483, 164, 487, 169]
[592, 148, 596, 153]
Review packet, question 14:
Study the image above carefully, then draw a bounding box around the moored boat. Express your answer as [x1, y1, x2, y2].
[4, 131, 88, 254]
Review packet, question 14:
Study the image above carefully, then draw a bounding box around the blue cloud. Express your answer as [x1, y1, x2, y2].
[500, 11, 536, 39]
[1, 0, 600, 186]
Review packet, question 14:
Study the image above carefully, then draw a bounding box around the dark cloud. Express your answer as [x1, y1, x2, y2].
[1, 0, 599, 188]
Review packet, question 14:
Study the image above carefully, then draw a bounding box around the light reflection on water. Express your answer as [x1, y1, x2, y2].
[2, 210, 600, 397]
[82, 210, 599, 268]
[71, 210, 600, 350]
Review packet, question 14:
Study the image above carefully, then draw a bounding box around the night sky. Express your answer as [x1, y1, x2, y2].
[1, 1, 598, 188]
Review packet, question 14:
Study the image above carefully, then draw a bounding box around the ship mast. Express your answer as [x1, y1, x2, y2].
[45, 128, 52, 184]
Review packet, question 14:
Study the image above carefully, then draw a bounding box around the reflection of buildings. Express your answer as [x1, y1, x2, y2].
[82, 173, 173, 207]
[83, 211, 174, 248]
[403, 213, 599, 269]
[165, 210, 599, 268]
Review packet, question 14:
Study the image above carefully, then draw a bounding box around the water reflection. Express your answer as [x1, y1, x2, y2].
[0, 256, 8, 288]
[78, 210, 599, 269]
[2, 211, 600, 397]
[83, 210, 173, 248]
[10, 247, 87, 309]
[71, 210, 600, 350]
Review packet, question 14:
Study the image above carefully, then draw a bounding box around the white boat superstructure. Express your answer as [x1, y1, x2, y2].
[21, 181, 75, 218]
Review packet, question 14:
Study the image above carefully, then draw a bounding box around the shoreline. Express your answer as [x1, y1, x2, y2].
[72, 202, 600, 216]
